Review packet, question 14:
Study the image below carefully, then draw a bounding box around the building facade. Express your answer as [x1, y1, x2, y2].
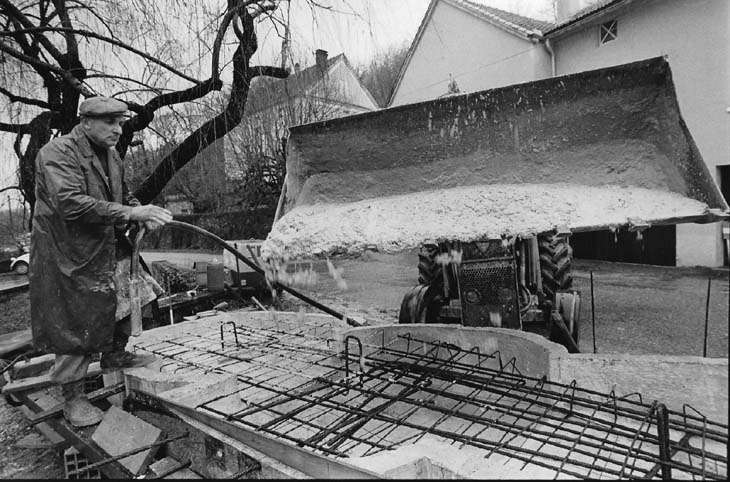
[389, 0, 730, 267]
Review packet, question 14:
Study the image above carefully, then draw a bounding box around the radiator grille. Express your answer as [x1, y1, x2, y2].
[459, 259, 520, 328]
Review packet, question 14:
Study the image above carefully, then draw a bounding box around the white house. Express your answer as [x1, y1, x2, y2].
[389, 0, 730, 267]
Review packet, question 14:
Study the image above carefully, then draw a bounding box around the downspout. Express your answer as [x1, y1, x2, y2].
[544, 37, 556, 77]
[529, 30, 555, 78]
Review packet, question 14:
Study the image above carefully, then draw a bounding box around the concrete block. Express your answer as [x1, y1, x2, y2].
[91, 405, 164, 476]
[157, 373, 243, 412]
[149, 456, 201, 479]
[123, 366, 191, 398]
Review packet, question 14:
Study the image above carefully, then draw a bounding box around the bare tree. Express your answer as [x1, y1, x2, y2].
[224, 56, 366, 210]
[0, 0, 290, 223]
[358, 42, 409, 108]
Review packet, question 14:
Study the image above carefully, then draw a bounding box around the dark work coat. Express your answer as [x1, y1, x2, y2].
[29, 125, 139, 354]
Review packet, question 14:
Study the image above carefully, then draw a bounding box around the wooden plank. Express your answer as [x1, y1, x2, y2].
[29, 383, 125, 425]
[19, 404, 68, 449]
[2, 362, 103, 395]
[18, 390, 134, 479]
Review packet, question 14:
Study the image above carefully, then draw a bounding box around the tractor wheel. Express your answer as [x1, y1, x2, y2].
[399, 284, 444, 324]
[538, 233, 573, 303]
[13, 261, 28, 275]
[417, 244, 443, 286]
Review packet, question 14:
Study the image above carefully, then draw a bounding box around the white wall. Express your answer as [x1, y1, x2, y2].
[323, 60, 379, 110]
[391, 0, 551, 106]
[552, 0, 730, 266]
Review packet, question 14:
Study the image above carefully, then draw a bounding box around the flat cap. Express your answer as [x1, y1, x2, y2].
[78, 96, 128, 117]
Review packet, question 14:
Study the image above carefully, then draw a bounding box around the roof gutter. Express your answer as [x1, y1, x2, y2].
[545, 0, 633, 40]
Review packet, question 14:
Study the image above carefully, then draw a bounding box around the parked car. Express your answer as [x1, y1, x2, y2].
[10, 253, 29, 275]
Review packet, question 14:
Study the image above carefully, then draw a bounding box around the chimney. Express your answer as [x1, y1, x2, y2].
[315, 49, 328, 73]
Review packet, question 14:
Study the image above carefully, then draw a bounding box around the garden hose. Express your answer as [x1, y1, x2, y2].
[139, 220, 364, 328]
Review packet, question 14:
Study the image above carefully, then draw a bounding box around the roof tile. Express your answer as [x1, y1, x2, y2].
[450, 0, 555, 35]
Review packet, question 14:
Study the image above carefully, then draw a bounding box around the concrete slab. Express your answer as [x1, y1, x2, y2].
[556, 354, 729, 423]
[124, 310, 728, 479]
[91, 405, 163, 476]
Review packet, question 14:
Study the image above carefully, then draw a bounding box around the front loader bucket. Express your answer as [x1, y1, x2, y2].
[265, 57, 728, 261]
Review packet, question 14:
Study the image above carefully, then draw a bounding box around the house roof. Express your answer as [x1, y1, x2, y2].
[545, 0, 631, 36]
[244, 53, 377, 115]
[449, 0, 554, 37]
[387, 0, 637, 106]
[387, 0, 551, 106]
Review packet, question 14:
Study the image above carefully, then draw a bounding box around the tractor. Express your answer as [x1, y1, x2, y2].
[399, 233, 580, 352]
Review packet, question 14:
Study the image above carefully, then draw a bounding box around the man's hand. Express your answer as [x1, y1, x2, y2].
[129, 205, 173, 231]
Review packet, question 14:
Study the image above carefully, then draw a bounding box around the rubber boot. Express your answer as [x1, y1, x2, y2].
[100, 332, 156, 372]
[61, 380, 103, 427]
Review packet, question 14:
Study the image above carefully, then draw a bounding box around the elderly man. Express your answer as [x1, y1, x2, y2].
[29, 96, 173, 427]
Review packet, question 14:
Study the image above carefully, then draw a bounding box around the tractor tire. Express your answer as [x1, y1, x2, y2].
[538, 233, 573, 303]
[399, 284, 444, 324]
[417, 244, 443, 286]
[13, 261, 28, 275]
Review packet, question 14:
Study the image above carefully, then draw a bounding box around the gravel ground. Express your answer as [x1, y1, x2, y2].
[1, 254, 727, 477]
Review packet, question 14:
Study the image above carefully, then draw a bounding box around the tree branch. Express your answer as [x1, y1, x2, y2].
[134, 1, 274, 203]
[52, 0, 79, 60]
[249, 65, 289, 79]
[0, 122, 32, 134]
[0, 26, 205, 85]
[0, 0, 65, 64]
[0, 186, 21, 195]
[0, 40, 92, 96]
[0, 85, 55, 109]
[116, 76, 225, 158]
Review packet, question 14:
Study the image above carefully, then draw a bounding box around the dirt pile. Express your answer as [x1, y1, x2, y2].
[262, 183, 709, 262]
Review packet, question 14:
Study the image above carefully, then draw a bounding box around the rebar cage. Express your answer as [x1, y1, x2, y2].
[132, 315, 728, 480]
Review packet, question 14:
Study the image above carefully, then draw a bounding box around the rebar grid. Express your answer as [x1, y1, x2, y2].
[132, 321, 728, 480]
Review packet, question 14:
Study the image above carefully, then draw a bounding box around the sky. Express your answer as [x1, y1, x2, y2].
[0, 0, 557, 209]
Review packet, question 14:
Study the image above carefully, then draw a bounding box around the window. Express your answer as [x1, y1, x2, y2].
[599, 19, 618, 44]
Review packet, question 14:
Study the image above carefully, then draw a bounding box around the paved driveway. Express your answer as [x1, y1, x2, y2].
[276, 250, 729, 358]
[123, 249, 730, 358]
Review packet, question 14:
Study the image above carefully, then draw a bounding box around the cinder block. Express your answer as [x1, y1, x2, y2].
[83, 374, 104, 393]
[64, 446, 101, 479]
[91, 405, 164, 476]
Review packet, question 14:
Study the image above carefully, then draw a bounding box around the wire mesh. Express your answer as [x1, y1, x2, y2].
[133, 317, 728, 480]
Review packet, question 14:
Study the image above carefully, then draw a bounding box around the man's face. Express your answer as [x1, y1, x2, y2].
[81, 115, 125, 148]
